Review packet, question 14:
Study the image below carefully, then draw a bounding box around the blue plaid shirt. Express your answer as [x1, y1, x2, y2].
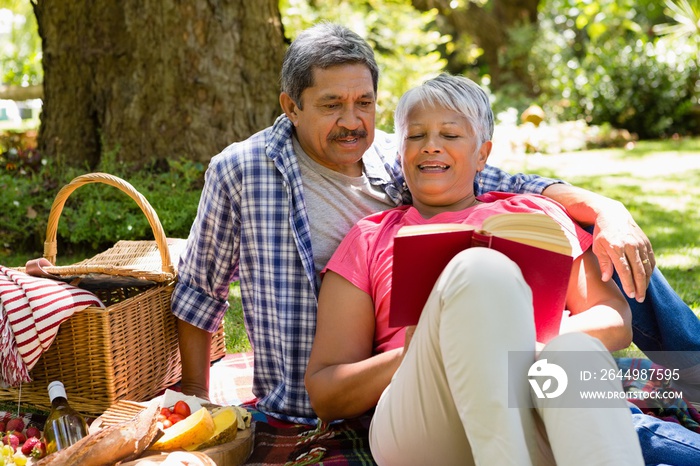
[172, 114, 561, 423]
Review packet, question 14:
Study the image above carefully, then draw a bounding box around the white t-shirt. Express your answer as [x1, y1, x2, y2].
[293, 137, 394, 284]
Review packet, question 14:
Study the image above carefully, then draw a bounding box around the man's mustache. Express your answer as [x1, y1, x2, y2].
[328, 129, 368, 141]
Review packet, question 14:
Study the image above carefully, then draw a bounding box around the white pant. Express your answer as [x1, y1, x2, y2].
[369, 248, 644, 466]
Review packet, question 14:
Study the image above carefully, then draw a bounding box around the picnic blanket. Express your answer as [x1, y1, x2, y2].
[239, 357, 700, 465]
[208, 351, 255, 407]
[0, 265, 104, 387]
[617, 357, 700, 433]
[243, 415, 376, 466]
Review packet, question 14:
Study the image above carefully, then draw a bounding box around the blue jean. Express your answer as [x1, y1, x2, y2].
[630, 404, 700, 466]
[614, 267, 700, 465]
[618, 268, 700, 369]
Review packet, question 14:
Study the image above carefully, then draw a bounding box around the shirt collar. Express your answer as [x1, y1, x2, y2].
[268, 114, 409, 206]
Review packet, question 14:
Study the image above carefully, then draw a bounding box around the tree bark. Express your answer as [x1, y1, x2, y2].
[412, 0, 540, 94]
[31, 0, 285, 167]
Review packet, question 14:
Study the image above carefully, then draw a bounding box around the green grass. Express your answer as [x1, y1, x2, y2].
[576, 175, 699, 358]
[501, 138, 700, 357]
[226, 283, 250, 353]
[516, 150, 699, 314]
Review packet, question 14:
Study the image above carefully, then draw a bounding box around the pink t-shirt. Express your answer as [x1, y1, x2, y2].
[323, 192, 593, 354]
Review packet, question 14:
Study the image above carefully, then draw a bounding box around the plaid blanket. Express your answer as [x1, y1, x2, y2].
[208, 351, 255, 407]
[616, 357, 700, 433]
[243, 415, 376, 466]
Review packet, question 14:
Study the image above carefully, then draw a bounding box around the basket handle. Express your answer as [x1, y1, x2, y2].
[43, 172, 175, 275]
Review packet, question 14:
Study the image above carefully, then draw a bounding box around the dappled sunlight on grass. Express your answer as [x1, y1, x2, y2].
[541, 155, 700, 324]
[624, 138, 700, 156]
[659, 249, 700, 270]
[226, 282, 250, 353]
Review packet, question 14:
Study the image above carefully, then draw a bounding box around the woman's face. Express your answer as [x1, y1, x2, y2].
[401, 103, 491, 217]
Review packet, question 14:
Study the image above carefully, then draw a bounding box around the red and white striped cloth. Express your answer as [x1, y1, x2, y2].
[0, 265, 105, 388]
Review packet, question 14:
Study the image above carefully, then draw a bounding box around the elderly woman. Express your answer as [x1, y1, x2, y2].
[305, 74, 644, 465]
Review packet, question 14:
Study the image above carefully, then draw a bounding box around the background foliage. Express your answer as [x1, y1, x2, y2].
[0, 141, 205, 261]
[2, 0, 699, 136]
[528, 0, 700, 138]
[0, 0, 698, 258]
[0, 0, 41, 87]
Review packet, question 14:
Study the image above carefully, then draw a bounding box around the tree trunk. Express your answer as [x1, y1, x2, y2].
[31, 0, 285, 167]
[412, 0, 540, 94]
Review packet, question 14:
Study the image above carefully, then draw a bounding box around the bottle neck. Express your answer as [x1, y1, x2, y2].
[51, 396, 69, 407]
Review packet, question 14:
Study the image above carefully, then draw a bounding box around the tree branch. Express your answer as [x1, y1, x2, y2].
[0, 84, 44, 101]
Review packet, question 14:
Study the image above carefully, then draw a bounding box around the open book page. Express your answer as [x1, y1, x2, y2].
[395, 213, 572, 256]
[481, 212, 573, 256]
[390, 212, 575, 343]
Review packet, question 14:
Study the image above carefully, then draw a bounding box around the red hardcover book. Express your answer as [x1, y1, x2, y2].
[389, 213, 575, 343]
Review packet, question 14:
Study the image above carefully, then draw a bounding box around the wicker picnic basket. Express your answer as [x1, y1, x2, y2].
[0, 173, 226, 416]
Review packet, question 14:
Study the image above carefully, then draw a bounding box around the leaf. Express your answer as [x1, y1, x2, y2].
[588, 23, 606, 41]
[26, 205, 37, 219]
[575, 15, 589, 30]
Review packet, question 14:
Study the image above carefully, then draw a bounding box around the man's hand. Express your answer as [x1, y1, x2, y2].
[541, 183, 655, 302]
[591, 205, 655, 302]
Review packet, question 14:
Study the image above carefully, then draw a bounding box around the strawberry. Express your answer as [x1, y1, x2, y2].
[2, 432, 20, 450]
[0, 420, 5, 432]
[6, 418, 24, 433]
[21, 437, 39, 455]
[21, 437, 46, 458]
[11, 430, 26, 444]
[25, 426, 41, 439]
[33, 440, 47, 458]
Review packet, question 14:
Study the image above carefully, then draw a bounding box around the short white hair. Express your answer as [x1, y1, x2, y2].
[394, 74, 494, 150]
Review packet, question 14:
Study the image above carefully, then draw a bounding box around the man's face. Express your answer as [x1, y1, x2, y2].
[282, 64, 376, 177]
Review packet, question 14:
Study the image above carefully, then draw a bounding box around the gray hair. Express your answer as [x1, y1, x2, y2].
[394, 74, 494, 148]
[281, 22, 379, 109]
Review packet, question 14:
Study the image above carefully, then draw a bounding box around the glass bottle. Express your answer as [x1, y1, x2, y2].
[43, 381, 89, 454]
